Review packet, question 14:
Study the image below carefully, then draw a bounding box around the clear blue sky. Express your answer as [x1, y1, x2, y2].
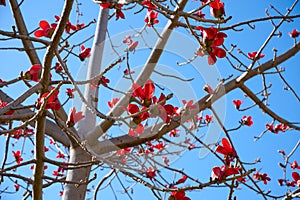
[0, 0, 300, 199]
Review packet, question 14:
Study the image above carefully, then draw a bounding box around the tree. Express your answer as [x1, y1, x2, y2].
[0, 0, 300, 199]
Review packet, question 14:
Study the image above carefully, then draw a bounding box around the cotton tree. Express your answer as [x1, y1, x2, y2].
[0, 0, 300, 199]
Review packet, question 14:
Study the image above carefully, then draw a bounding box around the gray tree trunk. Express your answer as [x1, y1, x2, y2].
[62, 7, 109, 200]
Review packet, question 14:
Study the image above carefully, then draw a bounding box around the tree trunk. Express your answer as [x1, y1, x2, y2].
[63, 7, 109, 200]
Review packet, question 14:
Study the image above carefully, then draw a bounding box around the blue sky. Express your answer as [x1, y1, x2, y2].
[0, 0, 300, 199]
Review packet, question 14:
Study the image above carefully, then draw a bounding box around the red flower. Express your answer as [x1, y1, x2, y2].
[203, 84, 214, 94]
[44, 146, 49, 152]
[275, 123, 288, 132]
[242, 116, 253, 126]
[124, 69, 135, 75]
[34, 20, 57, 38]
[292, 172, 300, 187]
[194, 11, 205, 19]
[169, 128, 179, 137]
[247, 51, 265, 60]
[162, 156, 170, 166]
[205, 114, 213, 124]
[127, 104, 149, 125]
[24, 64, 42, 82]
[59, 191, 63, 196]
[14, 184, 20, 191]
[128, 123, 144, 136]
[12, 150, 23, 165]
[56, 151, 65, 159]
[37, 87, 61, 110]
[216, 138, 237, 158]
[132, 80, 155, 107]
[211, 165, 240, 183]
[141, 0, 156, 10]
[288, 29, 300, 38]
[0, 0, 6, 6]
[196, 26, 227, 65]
[144, 10, 159, 27]
[79, 45, 91, 61]
[169, 189, 191, 200]
[66, 88, 75, 98]
[232, 100, 243, 110]
[66, 107, 84, 127]
[100, 3, 125, 20]
[55, 15, 77, 33]
[108, 98, 119, 108]
[0, 99, 14, 115]
[253, 171, 271, 185]
[210, 0, 225, 19]
[146, 167, 156, 179]
[116, 147, 131, 156]
[291, 160, 300, 170]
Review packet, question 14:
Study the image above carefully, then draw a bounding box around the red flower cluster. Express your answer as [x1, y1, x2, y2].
[141, 0, 156, 10]
[123, 35, 139, 52]
[11, 127, 34, 139]
[79, 45, 91, 61]
[266, 123, 288, 134]
[211, 165, 240, 183]
[144, 10, 159, 27]
[12, 150, 23, 165]
[169, 189, 190, 200]
[291, 160, 300, 170]
[66, 107, 84, 127]
[100, 3, 125, 20]
[209, 0, 225, 19]
[196, 26, 227, 65]
[24, 64, 41, 82]
[146, 167, 156, 179]
[288, 29, 300, 38]
[34, 20, 57, 38]
[232, 99, 243, 110]
[253, 171, 271, 185]
[241, 116, 253, 127]
[36, 87, 61, 110]
[248, 51, 265, 60]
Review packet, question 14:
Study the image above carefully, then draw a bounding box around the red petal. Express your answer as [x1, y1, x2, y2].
[208, 55, 217, 65]
[39, 20, 50, 30]
[34, 30, 45, 37]
[128, 104, 139, 114]
[144, 80, 155, 99]
[132, 84, 144, 100]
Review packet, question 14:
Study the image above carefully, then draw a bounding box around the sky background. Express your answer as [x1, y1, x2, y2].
[0, 0, 300, 199]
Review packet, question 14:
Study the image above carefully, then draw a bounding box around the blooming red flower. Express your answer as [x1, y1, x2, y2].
[66, 88, 74, 98]
[292, 172, 300, 187]
[253, 171, 271, 184]
[66, 107, 84, 127]
[196, 26, 227, 65]
[242, 116, 253, 126]
[12, 150, 23, 165]
[132, 80, 155, 107]
[37, 87, 61, 110]
[291, 160, 300, 170]
[141, 0, 156, 10]
[146, 167, 156, 179]
[205, 114, 213, 124]
[24, 64, 41, 82]
[247, 51, 265, 60]
[78, 45, 91, 61]
[211, 165, 240, 183]
[194, 10, 205, 19]
[123, 35, 139, 52]
[44, 146, 49, 152]
[124, 69, 135, 75]
[116, 147, 131, 156]
[275, 123, 288, 132]
[55, 15, 77, 33]
[169, 189, 191, 200]
[34, 20, 57, 38]
[128, 123, 144, 136]
[232, 100, 243, 110]
[288, 29, 300, 38]
[127, 104, 149, 125]
[108, 97, 119, 108]
[56, 151, 65, 159]
[0, 0, 6, 6]
[210, 0, 225, 19]
[169, 128, 180, 137]
[100, 3, 125, 20]
[0, 99, 14, 115]
[53, 170, 63, 176]
[144, 10, 159, 27]
[216, 138, 237, 158]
